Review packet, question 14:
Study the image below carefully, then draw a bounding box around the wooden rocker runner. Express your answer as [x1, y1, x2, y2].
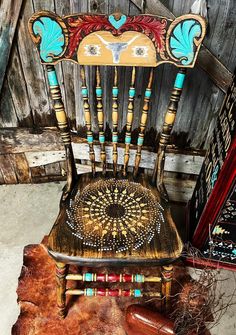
[28, 10, 206, 318]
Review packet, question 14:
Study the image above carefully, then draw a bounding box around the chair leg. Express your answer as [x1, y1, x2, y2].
[56, 262, 68, 318]
[161, 265, 173, 311]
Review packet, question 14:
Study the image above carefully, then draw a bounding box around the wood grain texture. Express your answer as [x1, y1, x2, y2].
[0, 128, 204, 173]
[6, 43, 33, 127]
[0, 154, 18, 184]
[0, 0, 23, 93]
[0, 0, 235, 151]
[48, 172, 183, 263]
[131, 0, 233, 92]
[17, 0, 53, 127]
[9, 153, 31, 183]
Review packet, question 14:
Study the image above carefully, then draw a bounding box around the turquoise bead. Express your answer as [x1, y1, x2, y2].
[112, 135, 118, 142]
[129, 88, 135, 97]
[145, 89, 151, 98]
[86, 288, 94, 296]
[135, 274, 144, 283]
[112, 87, 118, 96]
[47, 70, 58, 86]
[134, 289, 142, 297]
[99, 135, 105, 143]
[96, 87, 102, 96]
[137, 137, 144, 146]
[84, 273, 93, 281]
[87, 135, 93, 143]
[125, 136, 131, 144]
[81, 88, 88, 96]
[174, 73, 186, 89]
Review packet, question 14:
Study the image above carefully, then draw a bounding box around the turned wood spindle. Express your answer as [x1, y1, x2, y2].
[46, 65, 77, 199]
[56, 262, 68, 318]
[96, 66, 106, 175]
[112, 66, 119, 176]
[134, 68, 154, 177]
[66, 272, 162, 283]
[153, 68, 186, 192]
[161, 265, 173, 310]
[80, 65, 96, 176]
[66, 288, 161, 297]
[123, 66, 136, 176]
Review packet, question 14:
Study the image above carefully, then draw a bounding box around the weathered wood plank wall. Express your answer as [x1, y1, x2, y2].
[0, 0, 235, 202]
[1, 0, 235, 144]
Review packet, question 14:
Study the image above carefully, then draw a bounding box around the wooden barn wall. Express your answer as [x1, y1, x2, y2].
[0, 0, 235, 202]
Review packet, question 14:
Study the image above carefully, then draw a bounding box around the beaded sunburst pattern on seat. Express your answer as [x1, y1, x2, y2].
[66, 179, 165, 253]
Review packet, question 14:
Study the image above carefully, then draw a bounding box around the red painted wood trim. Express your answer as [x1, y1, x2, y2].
[192, 136, 236, 249]
[184, 257, 236, 272]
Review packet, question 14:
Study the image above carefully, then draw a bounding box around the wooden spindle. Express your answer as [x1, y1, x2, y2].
[112, 66, 119, 176]
[96, 66, 106, 175]
[66, 288, 161, 297]
[56, 262, 68, 318]
[80, 65, 96, 176]
[153, 68, 186, 195]
[161, 265, 173, 310]
[123, 66, 136, 176]
[46, 65, 77, 200]
[134, 68, 154, 177]
[66, 272, 161, 283]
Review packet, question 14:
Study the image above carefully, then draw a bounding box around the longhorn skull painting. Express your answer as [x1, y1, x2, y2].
[95, 34, 139, 63]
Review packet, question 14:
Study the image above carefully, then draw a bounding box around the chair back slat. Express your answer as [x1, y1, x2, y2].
[96, 66, 106, 175]
[80, 65, 96, 175]
[123, 66, 136, 176]
[153, 68, 186, 192]
[134, 68, 154, 177]
[29, 11, 206, 184]
[112, 67, 119, 175]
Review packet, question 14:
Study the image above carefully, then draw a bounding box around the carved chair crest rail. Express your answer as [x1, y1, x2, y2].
[28, 10, 206, 317]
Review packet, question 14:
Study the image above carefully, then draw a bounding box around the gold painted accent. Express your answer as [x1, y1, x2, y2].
[66, 289, 84, 295]
[164, 112, 176, 124]
[112, 66, 119, 175]
[153, 68, 186, 195]
[96, 66, 106, 174]
[78, 31, 156, 66]
[134, 68, 154, 177]
[66, 274, 83, 280]
[80, 65, 96, 175]
[123, 66, 136, 176]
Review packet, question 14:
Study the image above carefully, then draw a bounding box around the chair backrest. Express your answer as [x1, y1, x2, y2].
[28, 10, 206, 191]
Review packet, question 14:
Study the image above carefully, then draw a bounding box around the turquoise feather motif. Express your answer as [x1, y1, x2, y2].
[170, 19, 202, 65]
[33, 17, 65, 62]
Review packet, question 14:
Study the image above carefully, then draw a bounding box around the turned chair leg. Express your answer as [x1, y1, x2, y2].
[56, 262, 68, 318]
[161, 265, 173, 311]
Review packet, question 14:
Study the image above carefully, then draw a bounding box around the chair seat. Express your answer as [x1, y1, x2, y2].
[48, 172, 183, 266]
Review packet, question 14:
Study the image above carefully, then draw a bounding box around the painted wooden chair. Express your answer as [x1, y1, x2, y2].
[28, 10, 206, 318]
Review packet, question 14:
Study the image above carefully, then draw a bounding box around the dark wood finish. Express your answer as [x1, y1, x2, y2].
[46, 64, 77, 199]
[27, 9, 206, 316]
[48, 172, 182, 264]
[56, 262, 68, 319]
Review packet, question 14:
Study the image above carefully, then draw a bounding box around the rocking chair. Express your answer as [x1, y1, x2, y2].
[28, 10, 206, 318]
